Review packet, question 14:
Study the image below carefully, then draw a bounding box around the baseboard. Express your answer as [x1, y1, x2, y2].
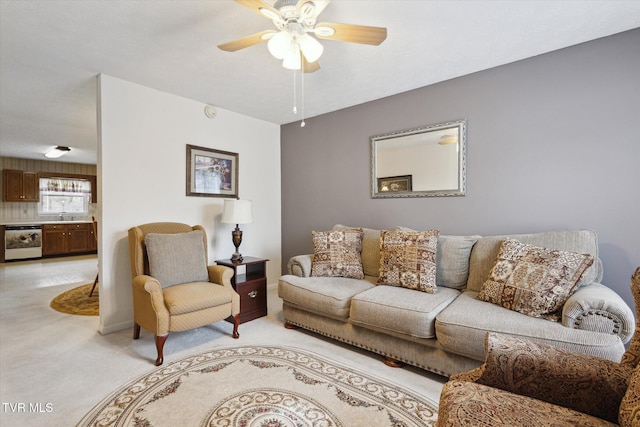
[99, 318, 134, 335]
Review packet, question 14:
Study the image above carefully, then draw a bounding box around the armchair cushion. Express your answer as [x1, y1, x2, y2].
[452, 333, 631, 423]
[145, 230, 209, 287]
[619, 364, 640, 426]
[438, 380, 617, 427]
[162, 282, 233, 316]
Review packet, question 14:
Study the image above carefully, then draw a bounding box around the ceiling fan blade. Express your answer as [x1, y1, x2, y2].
[234, 0, 281, 19]
[303, 58, 320, 73]
[315, 22, 387, 45]
[217, 30, 275, 52]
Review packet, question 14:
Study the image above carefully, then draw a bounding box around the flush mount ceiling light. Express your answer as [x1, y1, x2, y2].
[44, 146, 71, 158]
[218, 0, 387, 72]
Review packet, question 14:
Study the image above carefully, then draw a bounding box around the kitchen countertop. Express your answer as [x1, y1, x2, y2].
[1, 220, 93, 226]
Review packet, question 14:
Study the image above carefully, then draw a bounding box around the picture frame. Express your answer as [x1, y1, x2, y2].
[377, 175, 412, 193]
[186, 144, 238, 198]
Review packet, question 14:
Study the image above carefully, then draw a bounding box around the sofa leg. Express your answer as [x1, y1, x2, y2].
[155, 334, 168, 366]
[284, 321, 299, 330]
[382, 356, 405, 368]
[133, 323, 141, 340]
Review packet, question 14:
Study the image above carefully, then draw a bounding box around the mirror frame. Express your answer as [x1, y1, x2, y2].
[371, 119, 467, 198]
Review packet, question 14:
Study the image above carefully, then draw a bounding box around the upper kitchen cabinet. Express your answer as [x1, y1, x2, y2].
[3, 169, 39, 202]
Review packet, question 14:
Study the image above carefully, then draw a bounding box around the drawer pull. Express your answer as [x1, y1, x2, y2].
[248, 291, 258, 298]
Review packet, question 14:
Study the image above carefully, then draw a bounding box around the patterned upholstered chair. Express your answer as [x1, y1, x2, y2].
[437, 267, 640, 426]
[128, 222, 240, 366]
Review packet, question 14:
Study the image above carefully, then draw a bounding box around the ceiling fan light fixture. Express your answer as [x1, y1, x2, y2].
[282, 46, 302, 70]
[438, 135, 458, 145]
[297, 33, 323, 62]
[268, 31, 293, 59]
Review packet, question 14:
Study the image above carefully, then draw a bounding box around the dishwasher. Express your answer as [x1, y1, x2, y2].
[4, 225, 43, 260]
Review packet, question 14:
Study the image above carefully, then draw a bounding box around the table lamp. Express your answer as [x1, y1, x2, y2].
[221, 199, 253, 262]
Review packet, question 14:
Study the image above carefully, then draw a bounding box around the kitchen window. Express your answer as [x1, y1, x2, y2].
[38, 177, 91, 216]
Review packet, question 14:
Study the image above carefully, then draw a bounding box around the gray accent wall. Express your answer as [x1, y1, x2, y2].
[281, 28, 640, 307]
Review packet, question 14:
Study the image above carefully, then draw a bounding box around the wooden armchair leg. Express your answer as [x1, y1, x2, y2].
[155, 334, 168, 366]
[232, 314, 240, 339]
[133, 323, 141, 340]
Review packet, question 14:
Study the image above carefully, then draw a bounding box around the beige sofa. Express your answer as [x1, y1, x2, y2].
[278, 226, 635, 377]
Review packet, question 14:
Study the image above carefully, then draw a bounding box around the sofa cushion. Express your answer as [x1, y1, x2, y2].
[350, 285, 459, 338]
[278, 275, 375, 319]
[333, 224, 381, 277]
[311, 228, 364, 279]
[435, 290, 625, 362]
[467, 230, 600, 292]
[378, 228, 439, 293]
[145, 230, 209, 288]
[477, 239, 594, 321]
[436, 235, 481, 289]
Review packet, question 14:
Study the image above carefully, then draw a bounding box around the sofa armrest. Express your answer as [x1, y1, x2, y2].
[451, 332, 632, 423]
[287, 254, 313, 277]
[563, 282, 635, 344]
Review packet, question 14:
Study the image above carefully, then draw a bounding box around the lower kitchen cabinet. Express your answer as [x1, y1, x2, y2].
[43, 223, 97, 256]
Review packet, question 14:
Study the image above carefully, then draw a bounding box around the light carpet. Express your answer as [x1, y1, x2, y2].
[77, 345, 438, 426]
[49, 283, 99, 316]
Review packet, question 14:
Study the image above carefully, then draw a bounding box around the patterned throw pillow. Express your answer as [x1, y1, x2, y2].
[378, 228, 439, 293]
[311, 229, 364, 279]
[477, 238, 594, 320]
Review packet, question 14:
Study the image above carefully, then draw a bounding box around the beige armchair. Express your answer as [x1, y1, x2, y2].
[128, 222, 240, 366]
[437, 267, 640, 426]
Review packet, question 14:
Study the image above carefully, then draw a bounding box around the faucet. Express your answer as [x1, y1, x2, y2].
[59, 213, 65, 221]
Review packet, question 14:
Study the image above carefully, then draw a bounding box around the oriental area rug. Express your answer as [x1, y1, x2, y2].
[77, 346, 438, 426]
[50, 283, 99, 316]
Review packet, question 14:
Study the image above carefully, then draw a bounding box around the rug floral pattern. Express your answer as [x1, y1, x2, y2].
[77, 346, 437, 426]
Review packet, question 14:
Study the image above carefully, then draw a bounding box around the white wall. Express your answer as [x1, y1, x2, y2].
[97, 74, 281, 334]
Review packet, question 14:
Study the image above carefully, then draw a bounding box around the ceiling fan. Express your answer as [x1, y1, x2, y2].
[218, 0, 387, 72]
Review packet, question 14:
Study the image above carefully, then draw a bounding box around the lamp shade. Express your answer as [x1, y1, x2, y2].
[221, 199, 253, 225]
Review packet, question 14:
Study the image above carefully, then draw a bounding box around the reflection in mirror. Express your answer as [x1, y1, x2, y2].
[371, 119, 466, 198]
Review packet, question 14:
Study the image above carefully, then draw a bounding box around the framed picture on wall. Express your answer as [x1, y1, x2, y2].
[186, 144, 238, 198]
[377, 175, 412, 192]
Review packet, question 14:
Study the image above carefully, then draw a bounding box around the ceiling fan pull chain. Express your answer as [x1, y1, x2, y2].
[300, 55, 306, 127]
[293, 68, 297, 114]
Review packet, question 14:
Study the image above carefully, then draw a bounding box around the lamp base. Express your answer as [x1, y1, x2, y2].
[231, 225, 243, 263]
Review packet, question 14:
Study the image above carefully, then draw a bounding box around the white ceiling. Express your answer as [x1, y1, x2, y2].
[1, 0, 639, 165]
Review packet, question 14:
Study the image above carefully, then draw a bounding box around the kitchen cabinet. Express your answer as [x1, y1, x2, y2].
[3, 169, 39, 202]
[43, 224, 67, 255]
[43, 223, 96, 256]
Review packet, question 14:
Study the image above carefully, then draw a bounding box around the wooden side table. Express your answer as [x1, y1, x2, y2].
[216, 256, 268, 324]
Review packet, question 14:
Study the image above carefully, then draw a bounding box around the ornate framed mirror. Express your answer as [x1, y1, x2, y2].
[371, 119, 466, 198]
